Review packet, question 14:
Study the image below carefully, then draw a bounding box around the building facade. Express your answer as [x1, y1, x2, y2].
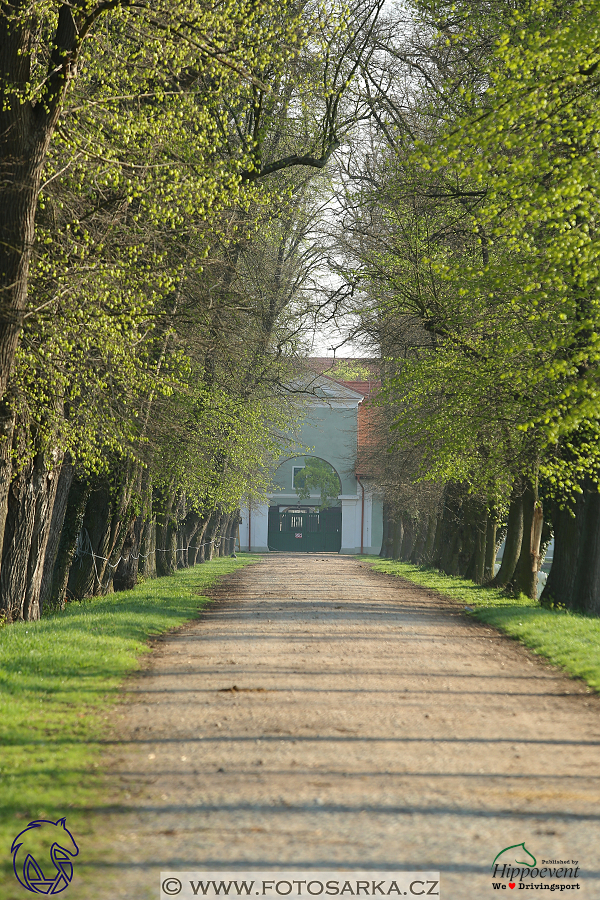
[239, 361, 383, 555]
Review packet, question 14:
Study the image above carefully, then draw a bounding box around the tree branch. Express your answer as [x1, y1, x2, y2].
[240, 138, 341, 182]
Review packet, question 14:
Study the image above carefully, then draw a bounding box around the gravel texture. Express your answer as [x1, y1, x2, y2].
[75, 554, 600, 899]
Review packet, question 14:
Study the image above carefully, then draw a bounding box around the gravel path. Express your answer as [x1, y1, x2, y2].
[80, 554, 600, 899]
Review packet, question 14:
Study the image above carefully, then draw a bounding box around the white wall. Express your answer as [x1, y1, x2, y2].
[340, 486, 378, 554]
[239, 502, 269, 552]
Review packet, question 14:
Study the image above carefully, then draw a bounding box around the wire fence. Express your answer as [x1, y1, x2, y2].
[75, 527, 228, 589]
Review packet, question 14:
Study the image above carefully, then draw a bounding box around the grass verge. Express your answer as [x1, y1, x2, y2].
[0, 555, 258, 893]
[359, 557, 600, 693]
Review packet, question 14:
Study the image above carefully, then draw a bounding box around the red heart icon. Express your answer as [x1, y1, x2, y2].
[509, 885, 516, 890]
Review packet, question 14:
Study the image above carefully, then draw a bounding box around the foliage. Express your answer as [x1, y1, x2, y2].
[404, 0, 600, 496]
[150, 376, 300, 511]
[294, 456, 341, 507]
[7, 0, 384, 477]
[326, 360, 375, 381]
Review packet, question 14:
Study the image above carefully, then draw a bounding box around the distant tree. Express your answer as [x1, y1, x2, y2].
[294, 457, 341, 508]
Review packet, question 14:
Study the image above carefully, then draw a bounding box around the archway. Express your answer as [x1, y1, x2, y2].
[268, 456, 342, 552]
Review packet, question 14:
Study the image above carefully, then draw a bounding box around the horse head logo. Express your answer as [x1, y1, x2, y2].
[492, 842, 537, 871]
[11, 818, 79, 894]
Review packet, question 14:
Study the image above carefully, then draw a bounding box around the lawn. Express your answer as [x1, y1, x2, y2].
[360, 558, 600, 693]
[0, 555, 258, 894]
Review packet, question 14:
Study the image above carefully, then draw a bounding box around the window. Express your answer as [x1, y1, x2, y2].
[292, 465, 305, 489]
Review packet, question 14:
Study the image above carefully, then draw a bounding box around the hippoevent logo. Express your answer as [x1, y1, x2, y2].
[491, 842, 580, 891]
[11, 818, 79, 894]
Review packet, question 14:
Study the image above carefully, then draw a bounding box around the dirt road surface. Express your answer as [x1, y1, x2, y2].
[80, 554, 600, 899]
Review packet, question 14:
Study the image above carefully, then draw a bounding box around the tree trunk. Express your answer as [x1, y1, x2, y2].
[572, 481, 600, 614]
[217, 513, 228, 556]
[423, 514, 437, 565]
[0, 7, 78, 397]
[49, 476, 90, 608]
[458, 513, 476, 579]
[155, 487, 178, 576]
[510, 478, 543, 600]
[113, 466, 150, 591]
[434, 482, 463, 572]
[112, 515, 140, 592]
[409, 516, 428, 565]
[439, 487, 464, 576]
[0, 147, 45, 398]
[221, 513, 232, 556]
[97, 464, 139, 594]
[139, 510, 157, 579]
[67, 482, 113, 599]
[441, 529, 462, 576]
[399, 514, 415, 561]
[380, 502, 391, 557]
[202, 510, 220, 561]
[541, 498, 582, 608]
[0, 449, 62, 621]
[0, 400, 15, 566]
[177, 511, 201, 569]
[189, 514, 210, 565]
[231, 512, 241, 555]
[430, 509, 445, 568]
[490, 479, 524, 588]
[218, 514, 229, 557]
[39, 455, 73, 612]
[483, 514, 498, 582]
[465, 510, 487, 584]
[227, 513, 238, 554]
[391, 516, 403, 560]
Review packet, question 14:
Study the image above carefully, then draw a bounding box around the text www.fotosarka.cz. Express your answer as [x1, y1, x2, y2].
[160, 872, 440, 899]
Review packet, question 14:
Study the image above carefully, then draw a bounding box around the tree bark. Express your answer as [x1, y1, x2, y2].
[430, 508, 445, 568]
[465, 508, 487, 584]
[49, 476, 90, 608]
[541, 498, 582, 609]
[434, 482, 462, 571]
[226, 512, 238, 554]
[189, 513, 210, 565]
[67, 481, 113, 599]
[155, 486, 178, 576]
[0, 449, 62, 621]
[177, 511, 201, 568]
[380, 502, 391, 557]
[490, 479, 524, 588]
[217, 513, 228, 556]
[0, 400, 15, 565]
[0, 6, 78, 397]
[483, 513, 498, 582]
[441, 529, 462, 576]
[399, 514, 415, 561]
[202, 510, 220, 561]
[510, 478, 543, 600]
[39, 455, 74, 612]
[409, 515, 428, 565]
[423, 514, 437, 565]
[112, 514, 140, 591]
[572, 481, 600, 615]
[139, 510, 157, 579]
[391, 516, 403, 559]
[97, 464, 139, 593]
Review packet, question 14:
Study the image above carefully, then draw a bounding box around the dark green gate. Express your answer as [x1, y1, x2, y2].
[268, 506, 341, 552]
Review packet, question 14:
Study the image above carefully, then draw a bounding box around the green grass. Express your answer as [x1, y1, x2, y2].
[359, 557, 600, 693]
[0, 555, 258, 891]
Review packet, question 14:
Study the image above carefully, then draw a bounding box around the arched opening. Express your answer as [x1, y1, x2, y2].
[268, 456, 342, 552]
